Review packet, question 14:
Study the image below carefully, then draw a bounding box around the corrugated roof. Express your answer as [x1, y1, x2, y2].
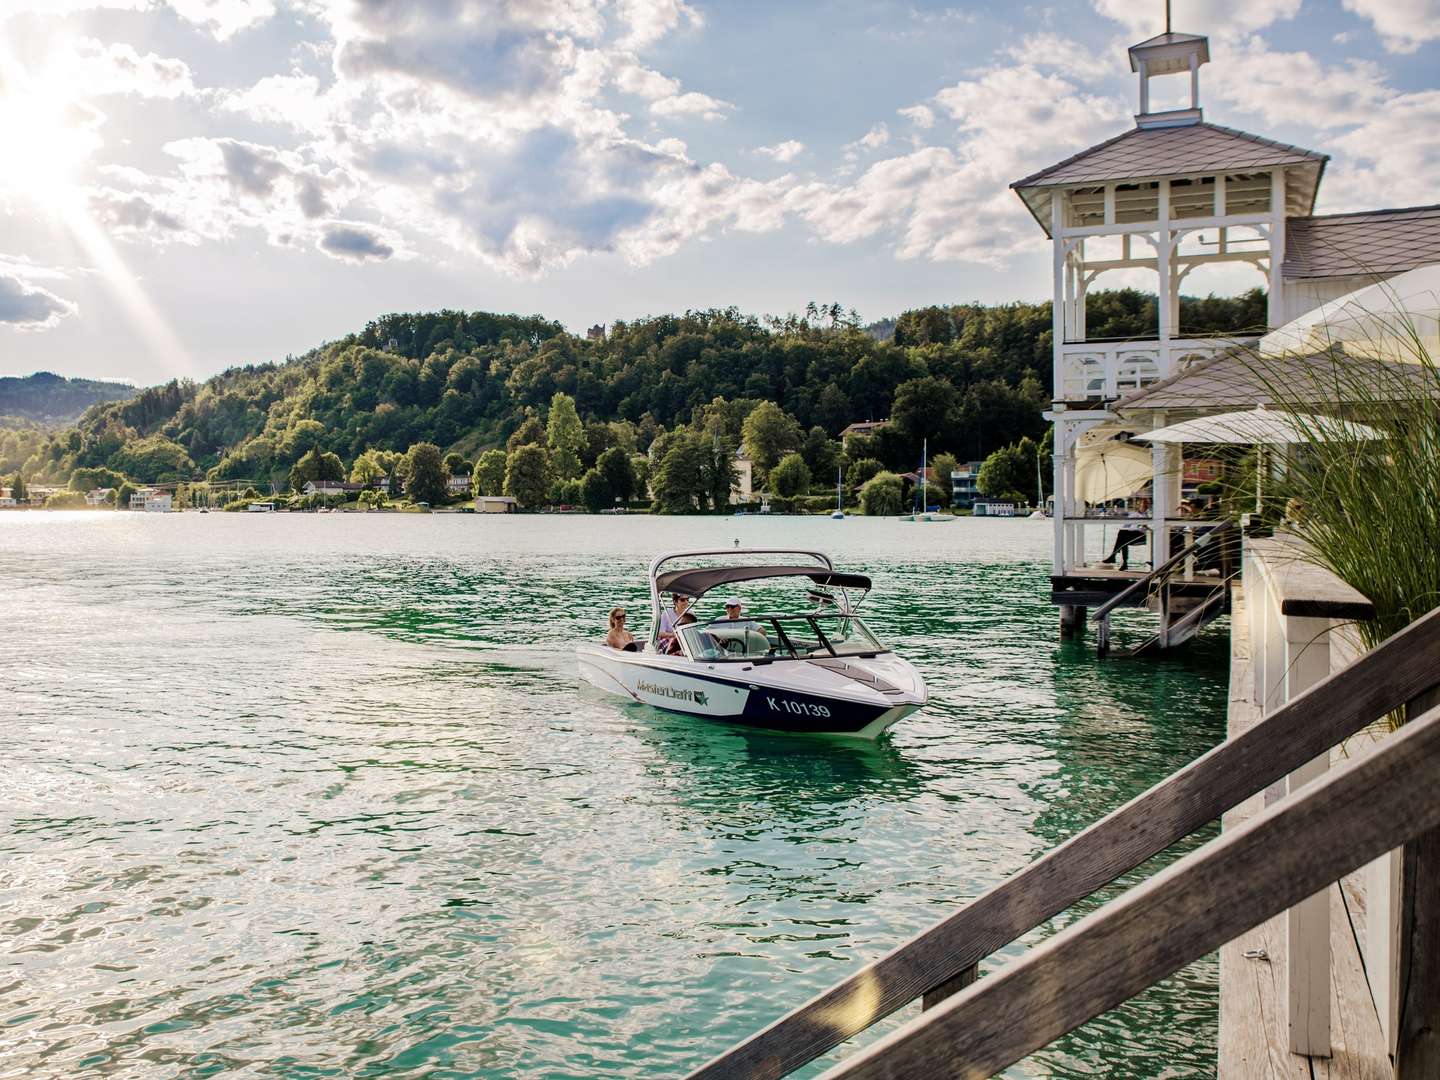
[1013, 122, 1326, 190]
[1283, 205, 1440, 280]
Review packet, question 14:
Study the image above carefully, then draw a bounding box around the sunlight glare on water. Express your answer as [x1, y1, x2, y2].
[0, 513, 1228, 1078]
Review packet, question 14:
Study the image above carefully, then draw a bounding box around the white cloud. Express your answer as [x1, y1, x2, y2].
[0, 266, 78, 331]
[897, 104, 934, 129]
[67, 38, 197, 98]
[164, 0, 276, 39]
[1006, 32, 1118, 81]
[1340, 0, 1440, 54]
[218, 74, 330, 132]
[850, 123, 890, 153]
[650, 90, 732, 121]
[1091, 0, 1301, 38]
[753, 140, 804, 163]
[615, 0, 702, 49]
[1207, 37, 1389, 129]
[792, 62, 1128, 264]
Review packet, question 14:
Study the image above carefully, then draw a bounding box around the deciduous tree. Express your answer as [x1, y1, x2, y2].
[769, 452, 812, 499]
[504, 444, 550, 508]
[859, 471, 904, 516]
[546, 392, 585, 480]
[472, 449, 507, 497]
[401, 442, 448, 504]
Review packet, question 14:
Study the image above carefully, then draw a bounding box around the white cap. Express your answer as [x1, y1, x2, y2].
[723, 596, 743, 608]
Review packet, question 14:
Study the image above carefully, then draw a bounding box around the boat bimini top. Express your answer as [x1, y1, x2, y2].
[647, 549, 871, 641]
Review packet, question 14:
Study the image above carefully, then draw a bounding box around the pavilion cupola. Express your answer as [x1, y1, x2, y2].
[1128, 30, 1209, 129]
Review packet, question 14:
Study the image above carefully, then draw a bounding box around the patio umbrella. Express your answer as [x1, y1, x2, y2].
[1135, 406, 1382, 511]
[1073, 440, 1153, 504]
[1260, 263, 1440, 361]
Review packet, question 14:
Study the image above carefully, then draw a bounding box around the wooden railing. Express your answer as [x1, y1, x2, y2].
[686, 604, 1440, 1080]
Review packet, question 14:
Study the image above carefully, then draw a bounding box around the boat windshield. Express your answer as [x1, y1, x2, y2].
[679, 613, 887, 661]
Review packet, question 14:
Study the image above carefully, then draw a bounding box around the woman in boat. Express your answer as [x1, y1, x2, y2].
[605, 607, 637, 651]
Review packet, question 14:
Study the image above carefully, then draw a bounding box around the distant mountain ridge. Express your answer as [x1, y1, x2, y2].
[0, 372, 137, 425]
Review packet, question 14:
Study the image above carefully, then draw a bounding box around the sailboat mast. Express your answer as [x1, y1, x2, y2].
[921, 439, 927, 510]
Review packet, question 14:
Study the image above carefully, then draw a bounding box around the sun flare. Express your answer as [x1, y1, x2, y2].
[0, 64, 101, 211]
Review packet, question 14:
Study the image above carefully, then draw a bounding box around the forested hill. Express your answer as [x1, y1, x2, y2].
[0, 372, 136, 425]
[0, 288, 1265, 496]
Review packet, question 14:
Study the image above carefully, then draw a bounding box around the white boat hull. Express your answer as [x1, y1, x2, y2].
[576, 644, 926, 739]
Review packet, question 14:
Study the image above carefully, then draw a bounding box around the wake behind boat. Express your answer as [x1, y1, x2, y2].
[576, 549, 928, 739]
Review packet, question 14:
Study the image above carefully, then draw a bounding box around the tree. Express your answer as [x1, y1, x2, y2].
[596, 446, 635, 505]
[504, 443, 550, 508]
[546, 391, 585, 480]
[401, 442, 448, 504]
[846, 457, 883, 490]
[8, 472, 26, 502]
[799, 425, 839, 481]
[741, 401, 803, 477]
[929, 452, 959, 509]
[290, 447, 345, 491]
[652, 431, 708, 513]
[69, 466, 123, 492]
[859, 471, 904, 516]
[580, 467, 610, 512]
[814, 384, 853, 434]
[350, 449, 389, 488]
[769, 452, 812, 499]
[702, 438, 737, 511]
[115, 480, 135, 510]
[443, 452, 473, 478]
[507, 414, 545, 452]
[891, 376, 960, 451]
[472, 449, 507, 497]
[111, 435, 194, 483]
[978, 435, 1049, 506]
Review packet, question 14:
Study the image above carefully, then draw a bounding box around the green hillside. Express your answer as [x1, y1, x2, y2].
[0, 289, 1266, 509]
[0, 371, 136, 425]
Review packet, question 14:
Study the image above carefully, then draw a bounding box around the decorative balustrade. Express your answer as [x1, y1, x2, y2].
[1057, 336, 1258, 402]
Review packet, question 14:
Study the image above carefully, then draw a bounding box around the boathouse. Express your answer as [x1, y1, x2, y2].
[1015, 25, 1440, 644]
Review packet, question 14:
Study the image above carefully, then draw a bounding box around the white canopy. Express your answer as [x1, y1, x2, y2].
[1135, 406, 1382, 446]
[1260, 263, 1440, 361]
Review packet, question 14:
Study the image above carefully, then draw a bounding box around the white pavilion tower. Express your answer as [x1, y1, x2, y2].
[1011, 23, 1440, 637]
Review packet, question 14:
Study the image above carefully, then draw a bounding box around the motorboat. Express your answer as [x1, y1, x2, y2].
[576, 549, 929, 739]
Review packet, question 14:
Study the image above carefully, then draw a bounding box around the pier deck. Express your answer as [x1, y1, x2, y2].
[1221, 582, 1390, 1079]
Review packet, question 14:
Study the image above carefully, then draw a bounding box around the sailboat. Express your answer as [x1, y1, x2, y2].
[831, 466, 845, 519]
[1028, 444, 1047, 518]
[899, 439, 955, 522]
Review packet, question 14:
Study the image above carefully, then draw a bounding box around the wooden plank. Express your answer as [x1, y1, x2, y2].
[686, 609, 1440, 1080]
[816, 704, 1440, 1080]
[1397, 683, 1440, 1077]
[1315, 884, 1391, 1080]
[1220, 912, 1308, 1080]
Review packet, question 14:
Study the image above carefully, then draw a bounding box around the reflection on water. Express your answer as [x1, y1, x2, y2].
[0, 514, 1227, 1078]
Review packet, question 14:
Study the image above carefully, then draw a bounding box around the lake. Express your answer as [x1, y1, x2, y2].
[0, 512, 1227, 1078]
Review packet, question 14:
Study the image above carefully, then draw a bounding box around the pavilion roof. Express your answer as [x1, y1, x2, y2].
[1283, 205, 1440, 280]
[1012, 122, 1327, 235]
[1111, 350, 1434, 412]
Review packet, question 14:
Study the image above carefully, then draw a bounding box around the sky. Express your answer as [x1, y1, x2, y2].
[0, 0, 1438, 386]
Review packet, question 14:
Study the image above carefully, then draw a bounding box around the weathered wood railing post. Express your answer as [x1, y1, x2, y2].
[1396, 683, 1440, 1076]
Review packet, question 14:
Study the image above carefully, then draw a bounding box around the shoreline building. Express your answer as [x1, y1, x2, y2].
[1014, 24, 1440, 638]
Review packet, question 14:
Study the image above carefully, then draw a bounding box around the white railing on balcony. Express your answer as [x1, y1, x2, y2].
[1057, 336, 1259, 402]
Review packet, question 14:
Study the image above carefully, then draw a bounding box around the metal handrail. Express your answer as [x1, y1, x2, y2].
[1090, 519, 1233, 622]
[684, 605, 1440, 1080]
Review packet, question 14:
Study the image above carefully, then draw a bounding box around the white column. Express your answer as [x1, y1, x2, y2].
[1150, 426, 1177, 568]
[1268, 169, 1287, 329]
[1052, 194, 1068, 577]
[1156, 181, 1173, 377]
[1282, 615, 1332, 1057]
[1052, 416, 1068, 574]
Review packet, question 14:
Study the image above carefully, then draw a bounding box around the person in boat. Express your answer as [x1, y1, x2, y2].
[605, 607, 637, 651]
[657, 592, 695, 654]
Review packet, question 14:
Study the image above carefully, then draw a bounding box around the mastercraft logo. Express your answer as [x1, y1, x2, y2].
[637, 680, 698, 703]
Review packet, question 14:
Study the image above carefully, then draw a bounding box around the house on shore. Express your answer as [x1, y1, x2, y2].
[130, 488, 172, 512]
[301, 480, 366, 499]
[474, 495, 517, 513]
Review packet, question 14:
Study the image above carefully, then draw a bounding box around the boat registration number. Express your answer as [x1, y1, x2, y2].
[767, 696, 830, 718]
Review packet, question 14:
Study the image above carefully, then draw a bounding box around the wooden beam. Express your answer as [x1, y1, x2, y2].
[1397, 684, 1440, 1077]
[1058, 211, 1273, 239]
[817, 703, 1440, 1080]
[683, 608, 1440, 1080]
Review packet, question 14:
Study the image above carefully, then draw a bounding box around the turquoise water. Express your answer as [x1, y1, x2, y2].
[0, 513, 1228, 1078]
